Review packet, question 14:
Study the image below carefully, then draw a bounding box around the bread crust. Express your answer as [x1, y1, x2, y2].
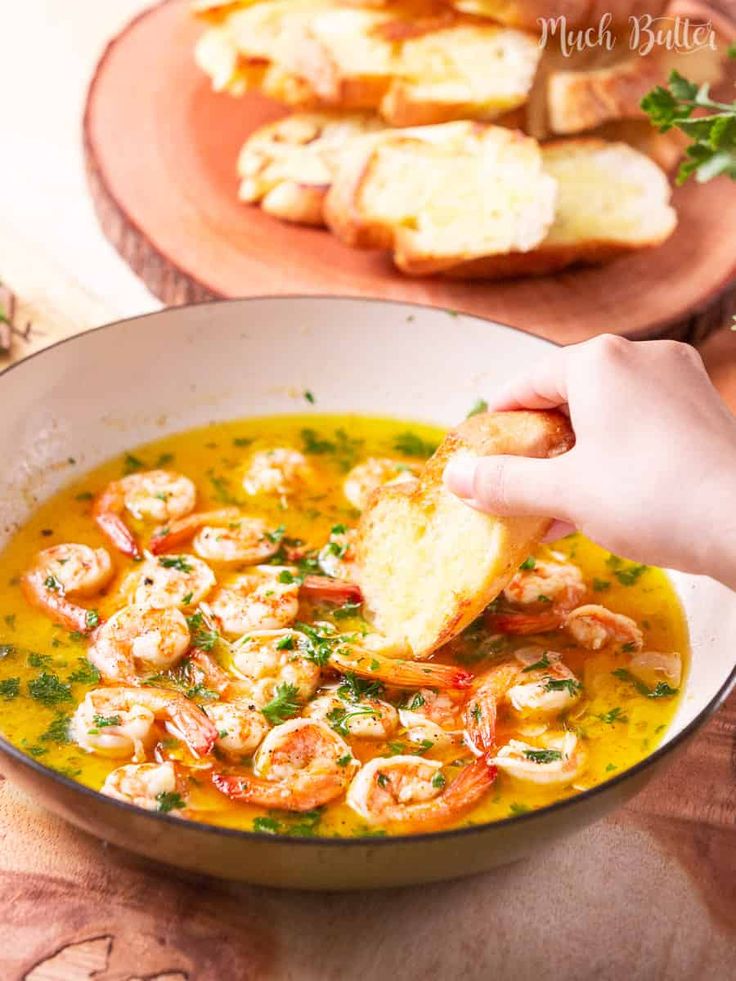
[357, 410, 575, 658]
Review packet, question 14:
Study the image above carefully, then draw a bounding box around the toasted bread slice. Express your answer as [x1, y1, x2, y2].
[357, 411, 575, 658]
[195, 0, 330, 97]
[382, 21, 541, 125]
[324, 121, 557, 273]
[547, 45, 724, 135]
[450, 0, 669, 30]
[238, 112, 385, 225]
[441, 138, 677, 278]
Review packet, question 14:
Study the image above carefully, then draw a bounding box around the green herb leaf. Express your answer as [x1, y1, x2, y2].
[393, 432, 439, 458]
[523, 749, 563, 764]
[0, 678, 20, 700]
[156, 791, 186, 813]
[522, 653, 550, 673]
[158, 556, 192, 573]
[612, 668, 678, 699]
[28, 672, 73, 707]
[253, 816, 281, 834]
[261, 683, 301, 725]
[519, 556, 536, 570]
[466, 398, 488, 418]
[68, 658, 101, 685]
[543, 676, 582, 696]
[597, 706, 628, 725]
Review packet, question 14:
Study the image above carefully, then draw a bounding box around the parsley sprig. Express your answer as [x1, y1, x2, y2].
[642, 66, 736, 185]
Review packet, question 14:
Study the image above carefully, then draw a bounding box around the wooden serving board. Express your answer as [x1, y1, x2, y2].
[83, 0, 736, 346]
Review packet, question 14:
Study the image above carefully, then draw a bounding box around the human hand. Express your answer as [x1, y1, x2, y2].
[443, 335, 736, 588]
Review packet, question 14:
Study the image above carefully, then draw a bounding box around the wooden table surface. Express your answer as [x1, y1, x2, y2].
[1, 3, 736, 979]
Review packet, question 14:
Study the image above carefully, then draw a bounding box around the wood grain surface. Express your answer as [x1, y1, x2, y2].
[82, 0, 736, 346]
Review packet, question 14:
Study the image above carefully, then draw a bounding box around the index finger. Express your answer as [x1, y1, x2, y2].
[486, 346, 570, 412]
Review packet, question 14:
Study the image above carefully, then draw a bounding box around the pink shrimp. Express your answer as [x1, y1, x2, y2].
[94, 470, 197, 559]
[300, 575, 363, 604]
[21, 543, 114, 633]
[330, 642, 472, 691]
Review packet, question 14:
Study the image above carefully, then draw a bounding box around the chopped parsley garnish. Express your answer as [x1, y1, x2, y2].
[543, 677, 582, 696]
[28, 672, 73, 706]
[614, 565, 648, 587]
[338, 672, 385, 702]
[393, 432, 439, 458]
[521, 653, 550, 673]
[265, 524, 286, 544]
[276, 634, 294, 651]
[44, 575, 60, 592]
[523, 749, 563, 764]
[519, 556, 536, 571]
[85, 609, 100, 629]
[466, 398, 488, 418]
[471, 703, 482, 722]
[28, 653, 53, 669]
[91, 714, 122, 729]
[75, 491, 94, 502]
[158, 556, 193, 573]
[592, 578, 611, 592]
[333, 601, 362, 621]
[155, 452, 175, 467]
[326, 705, 376, 737]
[509, 802, 530, 815]
[387, 741, 406, 756]
[300, 428, 363, 471]
[612, 668, 679, 699]
[303, 390, 316, 404]
[597, 707, 628, 725]
[186, 610, 219, 652]
[431, 772, 446, 789]
[206, 470, 243, 506]
[407, 692, 425, 710]
[0, 678, 20, 700]
[336, 754, 353, 768]
[278, 569, 297, 584]
[156, 791, 186, 813]
[68, 658, 101, 685]
[41, 713, 71, 744]
[232, 436, 253, 448]
[261, 683, 301, 724]
[253, 816, 280, 834]
[376, 772, 390, 789]
[293, 621, 341, 666]
[123, 452, 145, 474]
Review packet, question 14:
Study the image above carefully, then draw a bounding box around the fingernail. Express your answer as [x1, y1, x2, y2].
[443, 457, 477, 498]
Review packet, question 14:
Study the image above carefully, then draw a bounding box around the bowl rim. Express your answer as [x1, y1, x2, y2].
[1, 293, 734, 848]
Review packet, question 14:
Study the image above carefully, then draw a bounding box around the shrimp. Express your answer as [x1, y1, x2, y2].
[21, 543, 114, 633]
[87, 605, 190, 683]
[491, 731, 586, 787]
[346, 755, 496, 831]
[151, 509, 280, 565]
[213, 718, 357, 811]
[629, 651, 682, 689]
[186, 648, 272, 757]
[300, 576, 363, 605]
[565, 604, 643, 651]
[231, 629, 322, 706]
[343, 458, 418, 511]
[101, 761, 187, 812]
[329, 639, 472, 691]
[465, 649, 582, 757]
[317, 526, 358, 581]
[205, 699, 271, 758]
[126, 553, 216, 609]
[242, 448, 312, 498]
[305, 692, 400, 739]
[487, 559, 586, 635]
[208, 568, 300, 637]
[398, 689, 465, 751]
[71, 686, 217, 760]
[94, 470, 196, 559]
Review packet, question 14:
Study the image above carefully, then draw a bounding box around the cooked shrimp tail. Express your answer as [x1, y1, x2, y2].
[22, 569, 94, 633]
[212, 771, 339, 812]
[485, 610, 564, 635]
[94, 505, 141, 560]
[150, 508, 241, 554]
[330, 645, 472, 690]
[94, 470, 197, 558]
[21, 543, 114, 633]
[300, 576, 363, 604]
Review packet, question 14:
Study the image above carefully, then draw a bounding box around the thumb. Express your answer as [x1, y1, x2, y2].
[443, 453, 574, 520]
